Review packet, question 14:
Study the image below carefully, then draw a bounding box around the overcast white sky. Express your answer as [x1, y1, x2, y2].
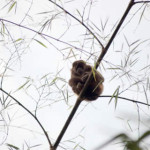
[0, 0, 150, 150]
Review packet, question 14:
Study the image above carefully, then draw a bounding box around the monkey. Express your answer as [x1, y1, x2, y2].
[69, 60, 104, 101]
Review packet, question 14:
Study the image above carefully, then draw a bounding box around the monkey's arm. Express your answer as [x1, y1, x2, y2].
[69, 77, 84, 95]
[69, 77, 82, 86]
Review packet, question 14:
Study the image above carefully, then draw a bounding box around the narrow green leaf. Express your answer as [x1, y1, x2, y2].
[91, 62, 97, 81]
[138, 131, 150, 142]
[2, 22, 5, 34]
[109, 86, 120, 105]
[14, 38, 23, 42]
[7, 143, 19, 150]
[34, 39, 47, 48]
[15, 80, 30, 92]
[92, 67, 96, 81]
[8, 2, 16, 12]
[114, 86, 120, 109]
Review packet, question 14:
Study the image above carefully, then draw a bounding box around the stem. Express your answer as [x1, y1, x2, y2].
[77, 0, 135, 106]
[134, 1, 150, 4]
[49, 0, 104, 49]
[0, 18, 90, 55]
[100, 95, 150, 107]
[53, 100, 82, 149]
[96, 0, 134, 68]
[0, 88, 53, 149]
[53, 0, 135, 149]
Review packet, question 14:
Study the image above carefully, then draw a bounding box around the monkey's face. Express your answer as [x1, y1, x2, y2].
[72, 60, 86, 76]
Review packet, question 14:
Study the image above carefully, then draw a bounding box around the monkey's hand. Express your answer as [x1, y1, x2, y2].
[81, 73, 89, 82]
[72, 82, 84, 94]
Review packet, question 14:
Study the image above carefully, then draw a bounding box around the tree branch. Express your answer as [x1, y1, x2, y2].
[100, 95, 150, 107]
[53, 0, 135, 149]
[0, 18, 90, 55]
[0, 88, 53, 149]
[48, 0, 104, 49]
[53, 100, 81, 149]
[134, 1, 150, 4]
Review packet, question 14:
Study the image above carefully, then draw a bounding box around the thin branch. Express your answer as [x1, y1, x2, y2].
[0, 18, 91, 55]
[53, 100, 81, 149]
[100, 95, 150, 107]
[0, 88, 53, 149]
[53, 0, 135, 149]
[48, 0, 104, 49]
[95, 0, 134, 68]
[134, 1, 150, 4]
[78, 0, 135, 104]
[19, 0, 33, 24]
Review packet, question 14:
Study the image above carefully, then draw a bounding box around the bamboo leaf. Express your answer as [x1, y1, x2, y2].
[15, 80, 30, 92]
[14, 38, 23, 42]
[137, 131, 150, 142]
[8, 2, 17, 12]
[91, 67, 96, 81]
[7, 143, 19, 150]
[109, 86, 120, 105]
[34, 39, 47, 48]
[114, 86, 119, 109]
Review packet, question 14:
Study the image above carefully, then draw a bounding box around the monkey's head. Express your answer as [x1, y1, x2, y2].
[72, 60, 86, 76]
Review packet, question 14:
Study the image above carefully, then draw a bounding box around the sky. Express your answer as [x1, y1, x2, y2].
[0, 0, 150, 150]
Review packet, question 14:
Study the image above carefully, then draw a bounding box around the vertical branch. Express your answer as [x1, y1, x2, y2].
[52, 0, 135, 149]
[96, 0, 135, 68]
[53, 100, 82, 149]
[78, 0, 135, 100]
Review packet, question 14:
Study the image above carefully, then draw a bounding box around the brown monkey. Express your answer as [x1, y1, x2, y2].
[69, 60, 104, 101]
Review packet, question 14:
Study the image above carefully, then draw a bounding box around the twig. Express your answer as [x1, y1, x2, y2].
[0, 18, 91, 55]
[134, 1, 150, 4]
[48, 0, 104, 49]
[0, 88, 53, 149]
[100, 95, 150, 107]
